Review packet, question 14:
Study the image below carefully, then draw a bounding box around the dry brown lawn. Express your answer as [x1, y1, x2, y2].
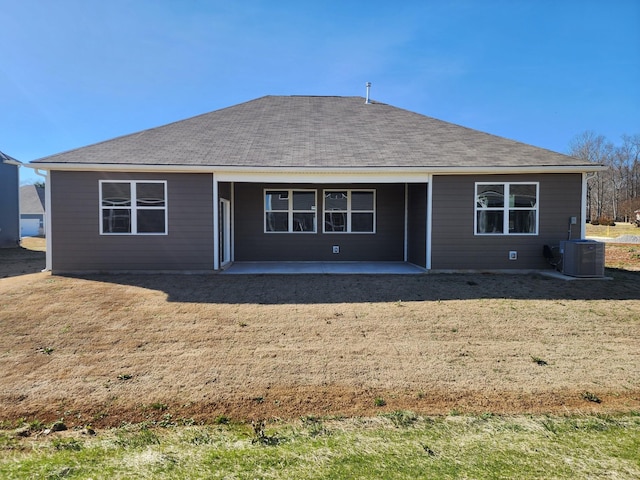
[1, 241, 639, 427]
[586, 221, 640, 238]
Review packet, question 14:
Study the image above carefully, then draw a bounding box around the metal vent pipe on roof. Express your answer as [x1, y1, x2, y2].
[365, 82, 372, 104]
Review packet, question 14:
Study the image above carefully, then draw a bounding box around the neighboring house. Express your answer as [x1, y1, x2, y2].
[20, 185, 46, 237]
[30, 95, 604, 273]
[0, 151, 20, 248]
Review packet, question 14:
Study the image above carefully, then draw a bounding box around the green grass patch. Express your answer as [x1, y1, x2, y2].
[1, 414, 639, 479]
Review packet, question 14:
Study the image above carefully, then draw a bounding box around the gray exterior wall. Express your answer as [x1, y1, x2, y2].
[219, 182, 231, 201]
[233, 183, 405, 261]
[407, 183, 428, 267]
[430, 173, 583, 270]
[0, 162, 20, 248]
[50, 171, 214, 272]
[48, 171, 586, 272]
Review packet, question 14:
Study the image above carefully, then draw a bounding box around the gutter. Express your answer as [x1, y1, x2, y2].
[31, 168, 52, 272]
[27, 162, 607, 175]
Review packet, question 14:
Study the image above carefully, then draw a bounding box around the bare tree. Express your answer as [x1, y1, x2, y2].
[619, 134, 640, 200]
[569, 131, 609, 220]
[569, 131, 640, 223]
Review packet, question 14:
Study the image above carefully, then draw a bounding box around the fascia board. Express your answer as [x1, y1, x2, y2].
[27, 162, 606, 179]
[214, 171, 429, 183]
[1, 157, 23, 166]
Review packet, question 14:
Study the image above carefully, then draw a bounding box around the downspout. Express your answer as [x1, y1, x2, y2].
[582, 172, 597, 239]
[36, 171, 47, 237]
[34, 169, 52, 271]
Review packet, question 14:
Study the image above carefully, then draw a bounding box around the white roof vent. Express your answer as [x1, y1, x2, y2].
[365, 82, 372, 104]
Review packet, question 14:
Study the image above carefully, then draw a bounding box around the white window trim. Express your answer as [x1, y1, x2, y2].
[99, 180, 168, 235]
[323, 189, 376, 234]
[264, 189, 317, 233]
[474, 182, 539, 236]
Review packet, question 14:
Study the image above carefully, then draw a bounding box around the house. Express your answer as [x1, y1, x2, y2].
[29, 95, 604, 273]
[0, 151, 20, 248]
[20, 184, 46, 237]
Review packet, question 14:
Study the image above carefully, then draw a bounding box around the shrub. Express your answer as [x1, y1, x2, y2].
[595, 216, 616, 226]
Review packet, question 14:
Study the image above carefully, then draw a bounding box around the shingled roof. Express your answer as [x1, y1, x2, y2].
[32, 95, 593, 170]
[1, 150, 20, 165]
[20, 185, 45, 215]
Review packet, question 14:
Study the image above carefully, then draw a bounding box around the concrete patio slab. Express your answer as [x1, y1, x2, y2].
[222, 261, 426, 274]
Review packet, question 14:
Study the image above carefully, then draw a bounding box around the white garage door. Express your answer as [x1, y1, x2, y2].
[21, 218, 41, 237]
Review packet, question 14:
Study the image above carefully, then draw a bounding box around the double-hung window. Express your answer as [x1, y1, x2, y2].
[265, 189, 317, 232]
[323, 190, 375, 233]
[100, 181, 167, 235]
[475, 182, 538, 235]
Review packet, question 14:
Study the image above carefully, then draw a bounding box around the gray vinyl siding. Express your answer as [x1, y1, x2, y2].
[431, 174, 583, 270]
[50, 171, 214, 272]
[0, 162, 20, 248]
[407, 183, 428, 267]
[234, 183, 405, 261]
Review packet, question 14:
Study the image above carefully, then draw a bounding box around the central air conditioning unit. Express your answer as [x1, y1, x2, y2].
[560, 240, 605, 277]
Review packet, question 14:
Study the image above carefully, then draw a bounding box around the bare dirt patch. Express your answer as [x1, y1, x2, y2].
[1, 246, 639, 428]
[605, 243, 640, 270]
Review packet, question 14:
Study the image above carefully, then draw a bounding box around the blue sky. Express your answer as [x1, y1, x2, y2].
[2, 0, 638, 185]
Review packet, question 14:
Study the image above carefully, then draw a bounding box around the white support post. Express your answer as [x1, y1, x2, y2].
[230, 182, 235, 262]
[426, 175, 433, 270]
[404, 183, 408, 262]
[581, 172, 587, 239]
[213, 174, 219, 271]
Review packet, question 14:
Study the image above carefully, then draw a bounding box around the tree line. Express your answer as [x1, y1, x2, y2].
[569, 131, 640, 224]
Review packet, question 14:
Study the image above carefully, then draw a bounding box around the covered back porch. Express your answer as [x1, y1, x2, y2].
[214, 172, 431, 272]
